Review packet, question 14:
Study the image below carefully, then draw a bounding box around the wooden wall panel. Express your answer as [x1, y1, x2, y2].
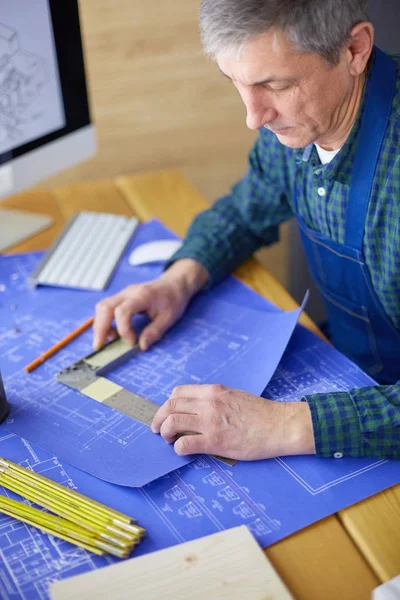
[42, 0, 256, 203]
[40, 0, 288, 285]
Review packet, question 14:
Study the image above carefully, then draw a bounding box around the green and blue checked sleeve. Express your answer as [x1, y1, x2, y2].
[168, 130, 294, 286]
[303, 384, 400, 459]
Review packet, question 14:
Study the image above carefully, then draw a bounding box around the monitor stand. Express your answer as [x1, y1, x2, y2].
[0, 208, 54, 252]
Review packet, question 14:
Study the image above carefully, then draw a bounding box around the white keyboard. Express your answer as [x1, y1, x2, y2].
[32, 211, 139, 291]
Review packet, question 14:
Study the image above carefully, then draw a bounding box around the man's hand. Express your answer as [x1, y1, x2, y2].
[151, 384, 316, 460]
[92, 259, 208, 350]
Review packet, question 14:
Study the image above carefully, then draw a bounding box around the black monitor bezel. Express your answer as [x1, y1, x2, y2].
[0, 0, 91, 166]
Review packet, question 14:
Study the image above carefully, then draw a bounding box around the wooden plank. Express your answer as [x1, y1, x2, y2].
[117, 170, 325, 339]
[117, 170, 210, 234]
[1, 191, 65, 253]
[51, 180, 133, 220]
[50, 526, 293, 600]
[266, 515, 379, 600]
[339, 486, 400, 582]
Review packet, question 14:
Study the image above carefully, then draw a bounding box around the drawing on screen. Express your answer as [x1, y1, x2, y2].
[0, 22, 47, 146]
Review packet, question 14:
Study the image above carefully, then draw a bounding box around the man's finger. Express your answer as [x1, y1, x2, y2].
[139, 311, 174, 351]
[174, 433, 207, 456]
[159, 413, 201, 444]
[151, 396, 199, 433]
[113, 299, 138, 345]
[170, 384, 224, 400]
[114, 290, 152, 344]
[93, 300, 120, 349]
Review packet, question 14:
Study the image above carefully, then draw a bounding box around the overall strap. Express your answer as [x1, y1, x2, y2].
[345, 47, 397, 250]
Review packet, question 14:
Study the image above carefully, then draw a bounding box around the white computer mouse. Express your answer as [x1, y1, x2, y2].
[128, 239, 182, 266]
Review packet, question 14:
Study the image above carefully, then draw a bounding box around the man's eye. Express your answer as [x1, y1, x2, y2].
[265, 84, 291, 92]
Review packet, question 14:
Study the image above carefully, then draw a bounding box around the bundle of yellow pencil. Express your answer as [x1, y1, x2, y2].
[0, 457, 145, 558]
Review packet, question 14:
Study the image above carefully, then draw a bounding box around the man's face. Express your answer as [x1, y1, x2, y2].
[217, 30, 355, 149]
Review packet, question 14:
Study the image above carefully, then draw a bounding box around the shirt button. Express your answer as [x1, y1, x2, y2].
[317, 187, 326, 197]
[334, 452, 343, 459]
[315, 168, 322, 175]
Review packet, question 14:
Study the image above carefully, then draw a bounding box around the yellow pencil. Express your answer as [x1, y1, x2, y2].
[0, 458, 144, 535]
[24, 317, 95, 373]
[0, 470, 142, 542]
[0, 471, 133, 546]
[0, 457, 146, 558]
[0, 495, 105, 556]
[0, 494, 131, 558]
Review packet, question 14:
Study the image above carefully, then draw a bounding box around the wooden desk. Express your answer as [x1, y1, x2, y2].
[3, 170, 399, 599]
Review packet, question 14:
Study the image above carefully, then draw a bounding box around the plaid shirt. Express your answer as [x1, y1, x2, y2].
[171, 51, 400, 460]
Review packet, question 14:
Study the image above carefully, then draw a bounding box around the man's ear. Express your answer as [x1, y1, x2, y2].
[346, 22, 374, 76]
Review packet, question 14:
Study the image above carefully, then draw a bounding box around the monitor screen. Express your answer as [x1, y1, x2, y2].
[0, 0, 95, 198]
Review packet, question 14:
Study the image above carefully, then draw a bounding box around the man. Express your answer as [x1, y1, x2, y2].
[93, 0, 400, 461]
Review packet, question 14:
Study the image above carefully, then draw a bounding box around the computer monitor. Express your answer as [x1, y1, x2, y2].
[0, 0, 96, 250]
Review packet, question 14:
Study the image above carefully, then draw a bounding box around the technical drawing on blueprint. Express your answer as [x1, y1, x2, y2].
[0, 432, 288, 600]
[0, 365, 399, 600]
[0, 233, 303, 485]
[0, 220, 399, 600]
[0, 0, 65, 154]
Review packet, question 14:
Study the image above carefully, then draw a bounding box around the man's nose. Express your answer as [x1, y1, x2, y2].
[242, 89, 278, 130]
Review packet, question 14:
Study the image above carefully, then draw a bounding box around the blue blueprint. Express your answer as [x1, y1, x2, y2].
[1, 221, 399, 600]
[0, 321, 399, 600]
[0, 220, 304, 486]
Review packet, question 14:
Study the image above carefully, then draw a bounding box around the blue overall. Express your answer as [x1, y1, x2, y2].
[294, 48, 400, 385]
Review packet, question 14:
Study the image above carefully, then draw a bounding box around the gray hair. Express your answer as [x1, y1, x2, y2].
[199, 0, 369, 66]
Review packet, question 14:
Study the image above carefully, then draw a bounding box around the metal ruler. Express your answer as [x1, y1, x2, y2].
[56, 338, 236, 465]
[56, 338, 159, 426]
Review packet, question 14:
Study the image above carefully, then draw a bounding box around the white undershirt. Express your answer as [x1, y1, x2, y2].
[314, 143, 342, 165]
